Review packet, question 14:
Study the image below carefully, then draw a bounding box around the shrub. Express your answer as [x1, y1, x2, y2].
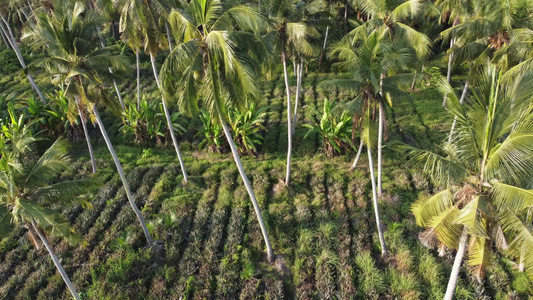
[227, 100, 268, 156]
[304, 98, 352, 157]
[0, 48, 19, 74]
[197, 110, 225, 153]
[121, 97, 185, 145]
[511, 272, 533, 296]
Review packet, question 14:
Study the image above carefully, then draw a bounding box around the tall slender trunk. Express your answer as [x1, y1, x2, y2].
[292, 59, 303, 135]
[258, 0, 261, 14]
[377, 74, 385, 195]
[350, 139, 364, 171]
[0, 16, 46, 104]
[318, 23, 330, 69]
[443, 18, 459, 107]
[448, 81, 468, 144]
[136, 49, 141, 111]
[150, 54, 188, 183]
[94, 26, 125, 111]
[208, 52, 275, 262]
[165, 21, 173, 51]
[282, 50, 293, 186]
[444, 229, 468, 300]
[75, 95, 96, 173]
[344, 0, 348, 23]
[367, 144, 388, 257]
[32, 221, 80, 300]
[92, 106, 153, 244]
[221, 118, 275, 262]
[292, 59, 297, 77]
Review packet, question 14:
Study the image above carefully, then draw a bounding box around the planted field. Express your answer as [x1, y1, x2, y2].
[1, 76, 530, 299]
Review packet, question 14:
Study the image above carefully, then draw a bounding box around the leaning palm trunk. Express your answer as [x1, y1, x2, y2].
[92, 106, 153, 244]
[448, 81, 468, 143]
[220, 117, 275, 263]
[367, 144, 388, 257]
[292, 59, 304, 135]
[75, 95, 96, 173]
[150, 54, 189, 183]
[444, 229, 468, 300]
[0, 16, 46, 104]
[136, 49, 141, 110]
[350, 139, 364, 171]
[94, 26, 125, 111]
[282, 50, 293, 186]
[32, 221, 80, 300]
[165, 21, 173, 51]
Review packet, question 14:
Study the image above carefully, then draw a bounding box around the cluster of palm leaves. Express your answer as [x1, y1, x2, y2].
[1, 0, 533, 298]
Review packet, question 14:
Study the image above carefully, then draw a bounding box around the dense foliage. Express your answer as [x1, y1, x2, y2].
[1, 0, 533, 299]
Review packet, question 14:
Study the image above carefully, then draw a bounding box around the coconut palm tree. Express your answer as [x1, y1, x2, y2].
[399, 65, 533, 300]
[119, 0, 189, 183]
[0, 1, 46, 103]
[321, 27, 414, 256]
[118, 0, 144, 110]
[85, 0, 127, 112]
[267, 0, 324, 186]
[23, 0, 153, 245]
[160, 0, 276, 263]
[434, 0, 472, 107]
[439, 0, 533, 106]
[0, 121, 95, 300]
[350, 0, 431, 195]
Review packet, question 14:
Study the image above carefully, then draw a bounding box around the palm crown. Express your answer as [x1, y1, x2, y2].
[403, 65, 533, 278]
[161, 0, 270, 120]
[23, 0, 129, 111]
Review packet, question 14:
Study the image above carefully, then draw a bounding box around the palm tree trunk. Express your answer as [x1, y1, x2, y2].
[444, 229, 468, 300]
[344, 0, 348, 23]
[221, 117, 275, 263]
[292, 59, 303, 135]
[165, 21, 173, 51]
[136, 49, 141, 111]
[111, 70, 125, 111]
[448, 81, 468, 144]
[282, 50, 293, 186]
[350, 139, 364, 171]
[318, 23, 330, 69]
[150, 54, 189, 182]
[0, 16, 46, 104]
[443, 38, 455, 107]
[367, 144, 388, 257]
[94, 26, 125, 111]
[75, 95, 96, 173]
[377, 73, 385, 196]
[92, 106, 153, 244]
[32, 221, 80, 300]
